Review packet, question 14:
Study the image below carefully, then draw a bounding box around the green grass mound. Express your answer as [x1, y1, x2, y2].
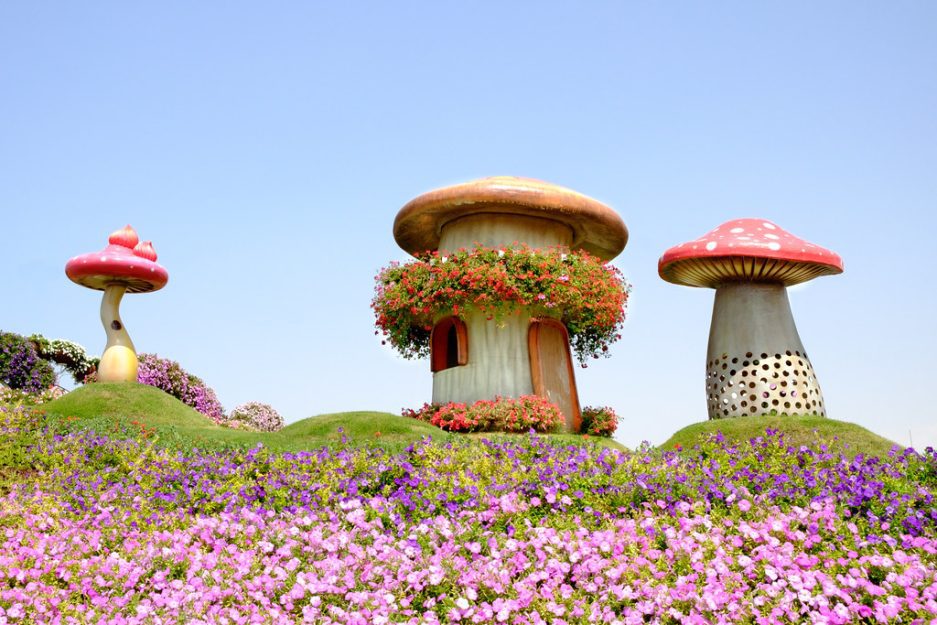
[43, 382, 215, 428]
[40, 383, 624, 453]
[282, 411, 452, 448]
[41, 382, 272, 449]
[40, 383, 450, 451]
[661, 415, 901, 458]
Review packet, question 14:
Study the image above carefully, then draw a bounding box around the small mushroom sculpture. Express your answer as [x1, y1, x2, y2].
[65, 225, 169, 383]
[658, 218, 843, 419]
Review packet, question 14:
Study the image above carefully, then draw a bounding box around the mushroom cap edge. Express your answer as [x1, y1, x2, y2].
[658, 218, 844, 288]
[65, 244, 169, 293]
[393, 176, 628, 260]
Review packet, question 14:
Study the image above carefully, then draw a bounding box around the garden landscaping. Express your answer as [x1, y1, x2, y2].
[1, 383, 935, 624]
[1, 208, 934, 623]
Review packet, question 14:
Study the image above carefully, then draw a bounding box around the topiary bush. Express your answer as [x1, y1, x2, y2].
[227, 402, 284, 432]
[0, 331, 56, 393]
[135, 353, 225, 422]
[403, 395, 563, 433]
[579, 405, 620, 437]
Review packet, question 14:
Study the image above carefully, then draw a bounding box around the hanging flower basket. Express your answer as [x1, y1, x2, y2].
[372, 245, 630, 364]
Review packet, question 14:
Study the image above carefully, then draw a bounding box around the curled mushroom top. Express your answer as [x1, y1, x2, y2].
[659, 218, 843, 288]
[393, 176, 628, 260]
[65, 225, 169, 293]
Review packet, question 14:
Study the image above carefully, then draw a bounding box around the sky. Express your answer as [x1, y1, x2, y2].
[2, 2, 935, 450]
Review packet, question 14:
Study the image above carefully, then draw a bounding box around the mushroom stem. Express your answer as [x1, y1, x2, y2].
[97, 284, 138, 383]
[706, 283, 826, 419]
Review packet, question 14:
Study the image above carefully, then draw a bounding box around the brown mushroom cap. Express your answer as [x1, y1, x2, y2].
[659, 218, 843, 288]
[393, 176, 628, 260]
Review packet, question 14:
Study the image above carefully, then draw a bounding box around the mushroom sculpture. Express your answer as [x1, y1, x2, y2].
[385, 176, 628, 431]
[658, 218, 842, 419]
[65, 225, 169, 383]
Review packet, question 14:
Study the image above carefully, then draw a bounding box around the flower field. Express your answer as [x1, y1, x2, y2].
[1, 405, 936, 624]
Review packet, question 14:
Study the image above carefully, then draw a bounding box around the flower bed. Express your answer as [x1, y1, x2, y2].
[373, 246, 630, 364]
[580, 405, 620, 437]
[403, 395, 563, 433]
[0, 330, 56, 393]
[135, 353, 225, 422]
[1, 405, 936, 623]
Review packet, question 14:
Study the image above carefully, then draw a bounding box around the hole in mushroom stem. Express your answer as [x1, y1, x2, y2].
[111, 320, 123, 330]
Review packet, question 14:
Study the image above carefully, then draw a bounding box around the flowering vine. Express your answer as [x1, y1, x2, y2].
[372, 246, 630, 364]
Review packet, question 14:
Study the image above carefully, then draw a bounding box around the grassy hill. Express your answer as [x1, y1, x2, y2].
[40, 383, 627, 452]
[41, 383, 449, 452]
[660, 414, 901, 458]
[40, 384, 897, 457]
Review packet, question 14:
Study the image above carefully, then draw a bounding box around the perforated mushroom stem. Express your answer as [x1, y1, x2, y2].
[659, 219, 843, 419]
[65, 226, 169, 383]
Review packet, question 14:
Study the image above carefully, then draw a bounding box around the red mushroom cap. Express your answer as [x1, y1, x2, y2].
[66, 227, 169, 293]
[659, 218, 843, 288]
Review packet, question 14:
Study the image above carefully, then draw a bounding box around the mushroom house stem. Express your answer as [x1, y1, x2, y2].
[706, 282, 826, 419]
[97, 284, 138, 383]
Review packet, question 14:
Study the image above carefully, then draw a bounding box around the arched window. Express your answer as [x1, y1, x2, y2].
[431, 317, 468, 372]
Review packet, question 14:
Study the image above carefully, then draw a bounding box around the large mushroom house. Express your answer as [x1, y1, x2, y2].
[658, 218, 843, 419]
[65, 225, 169, 383]
[373, 176, 629, 432]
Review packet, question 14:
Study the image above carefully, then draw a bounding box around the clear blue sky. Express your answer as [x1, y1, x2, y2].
[2, 2, 935, 449]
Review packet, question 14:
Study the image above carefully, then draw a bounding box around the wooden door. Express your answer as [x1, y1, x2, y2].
[528, 319, 581, 432]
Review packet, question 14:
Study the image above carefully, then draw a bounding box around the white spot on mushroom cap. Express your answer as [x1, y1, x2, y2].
[765, 234, 779, 240]
[763, 222, 776, 230]
[706, 241, 717, 251]
[730, 227, 744, 234]
[768, 242, 781, 251]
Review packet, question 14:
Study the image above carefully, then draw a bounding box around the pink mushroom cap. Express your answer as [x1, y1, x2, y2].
[66, 229, 169, 293]
[659, 218, 843, 288]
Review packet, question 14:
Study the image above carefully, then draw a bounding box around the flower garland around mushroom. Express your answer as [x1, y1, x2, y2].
[372, 245, 630, 364]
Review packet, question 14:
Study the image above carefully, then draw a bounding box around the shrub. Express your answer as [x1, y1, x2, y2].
[580, 405, 620, 437]
[0, 384, 64, 406]
[373, 245, 630, 364]
[136, 353, 225, 422]
[403, 395, 563, 433]
[29, 335, 98, 384]
[228, 402, 284, 432]
[0, 331, 56, 393]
